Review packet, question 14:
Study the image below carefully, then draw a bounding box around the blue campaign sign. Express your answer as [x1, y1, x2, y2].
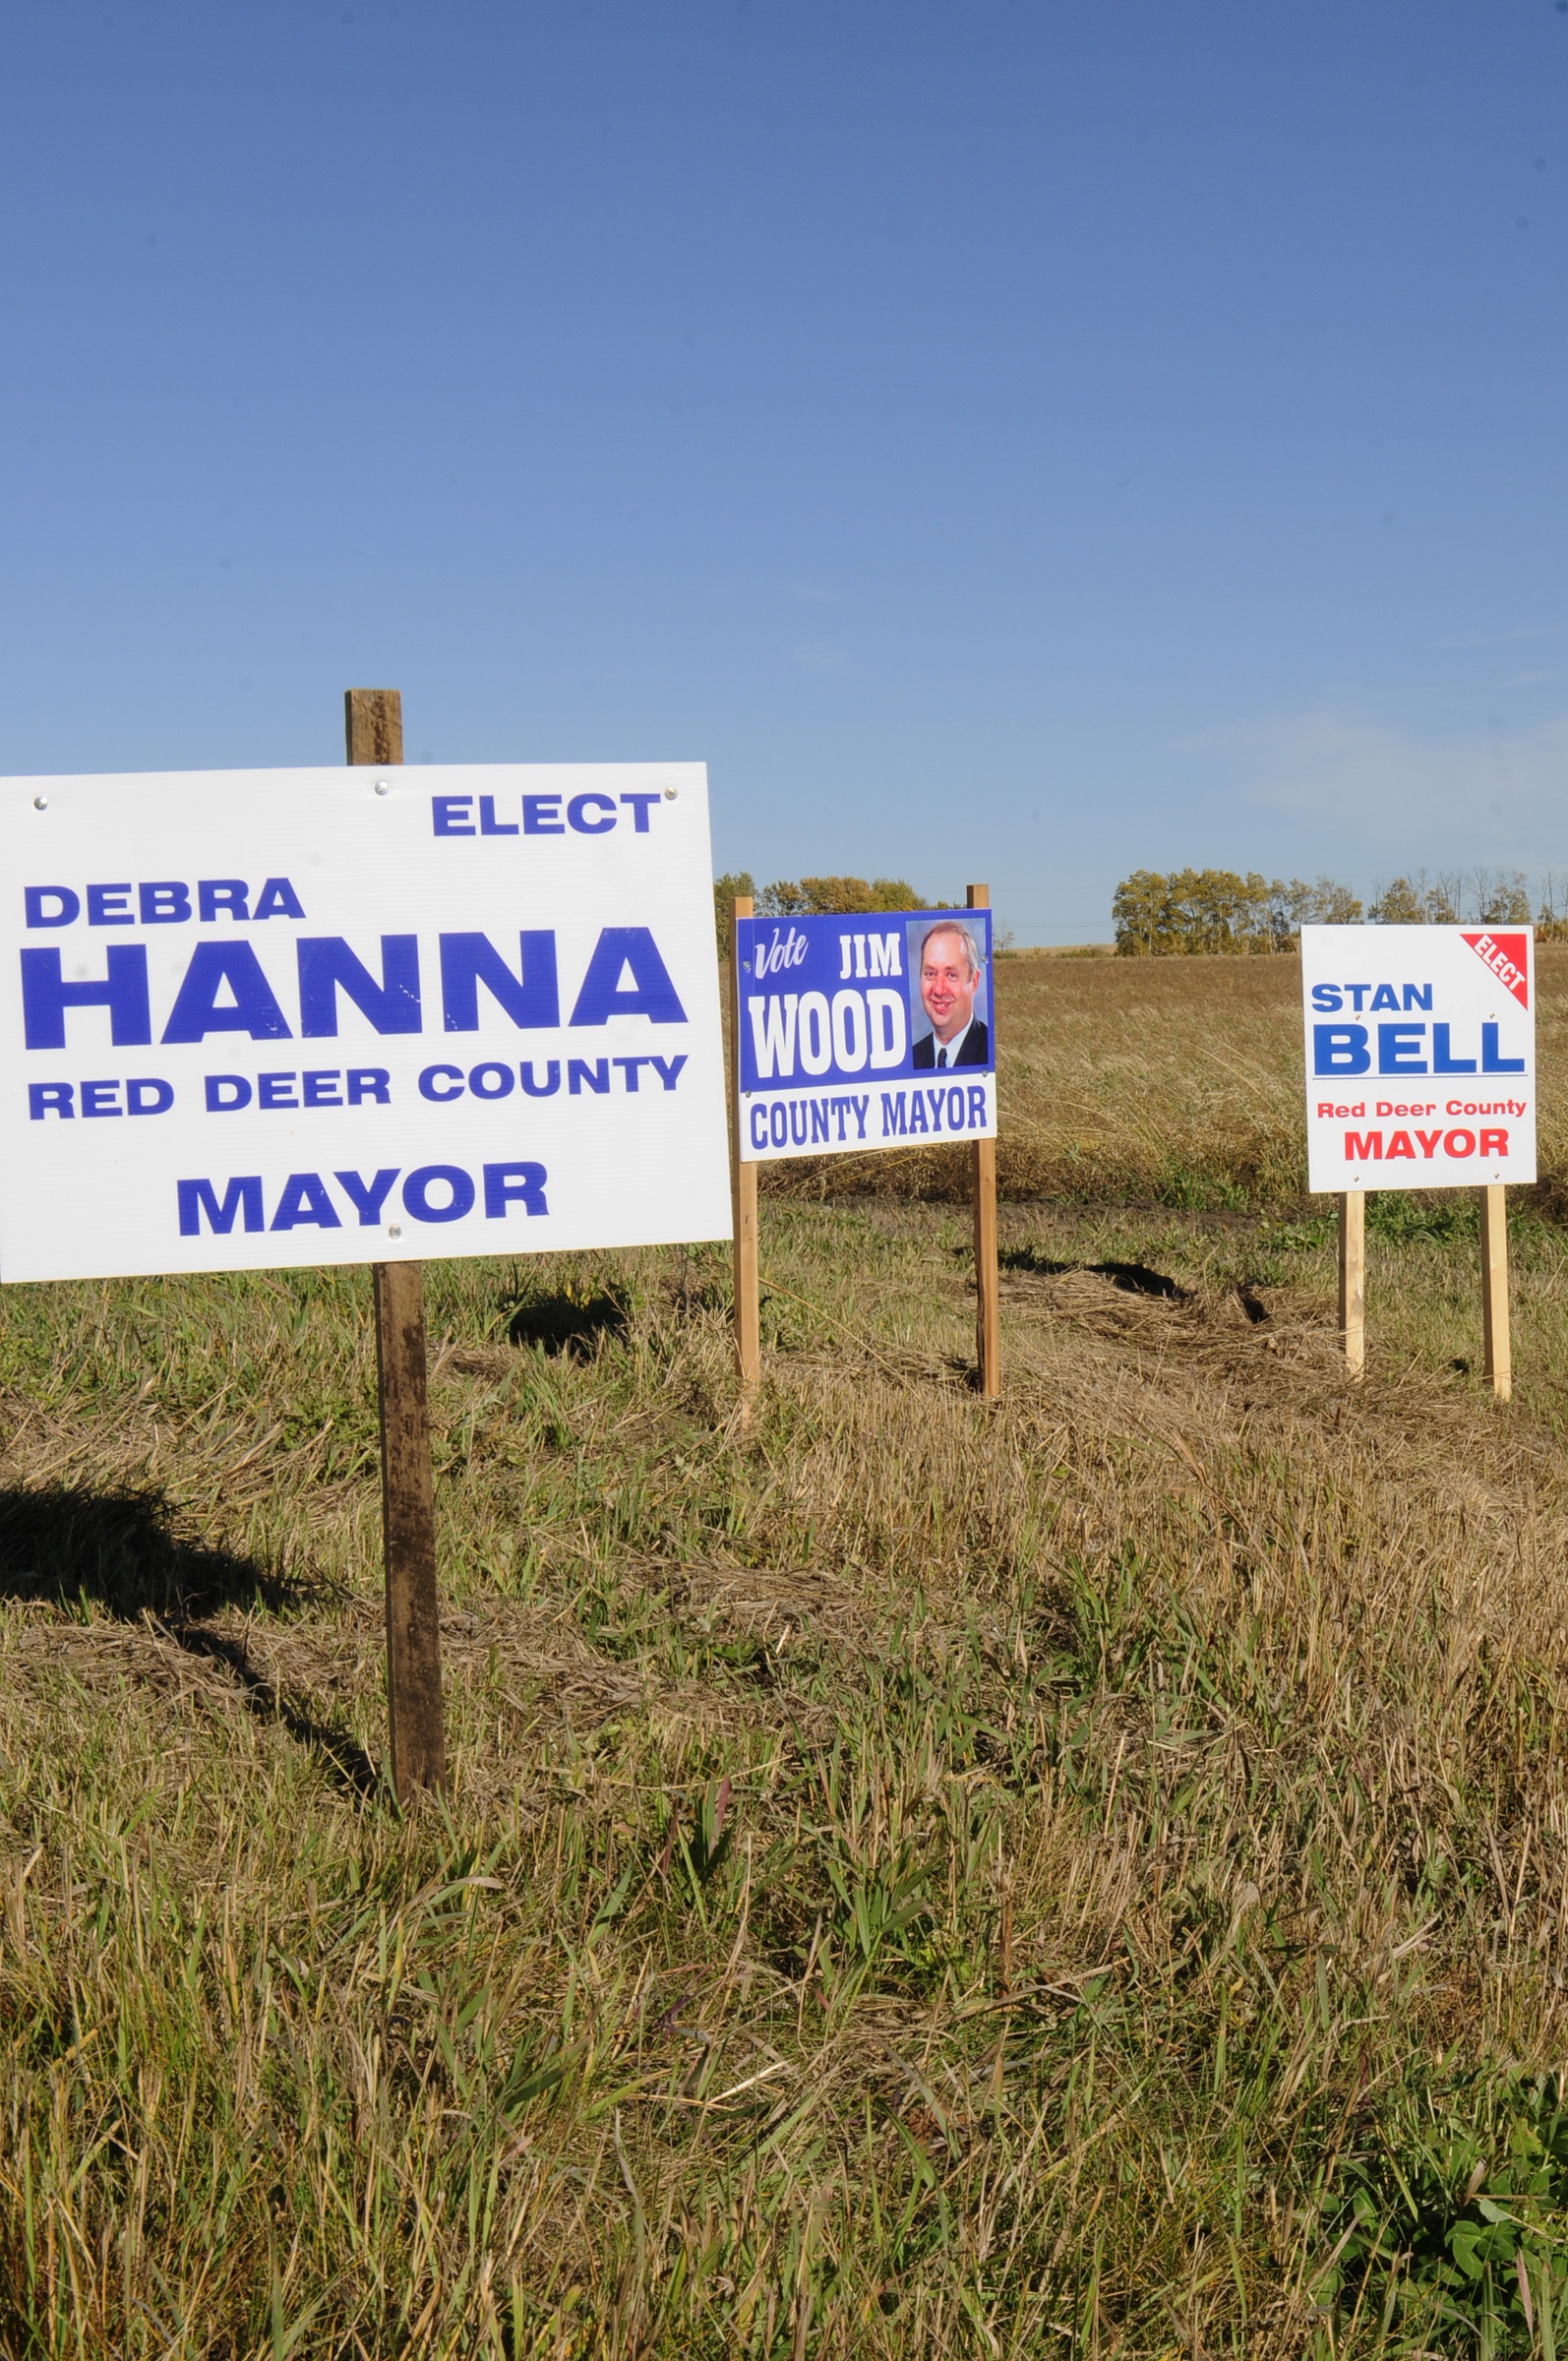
[733, 909, 996, 1162]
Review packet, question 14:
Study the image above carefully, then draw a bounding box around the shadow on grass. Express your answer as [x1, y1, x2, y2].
[998, 1246, 1191, 1301]
[0, 1485, 379, 1795]
[504, 1288, 630, 1358]
[169, 1624, 380, 1796]
[0, 1483, 293, 1617]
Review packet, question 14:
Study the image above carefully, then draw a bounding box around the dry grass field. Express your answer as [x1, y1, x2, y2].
[768, 944, 1568, 1212]
[4, 953, 1568, 2354]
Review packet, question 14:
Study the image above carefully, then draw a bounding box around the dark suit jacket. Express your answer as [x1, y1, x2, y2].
[914, 1018, 990, 1069]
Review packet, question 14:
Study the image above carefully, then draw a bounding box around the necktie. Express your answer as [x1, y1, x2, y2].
[937, 1047, 947, 1068]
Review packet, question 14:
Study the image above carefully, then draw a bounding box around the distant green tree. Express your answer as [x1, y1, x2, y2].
[1475, 868, 1532, 924]
[712, 872, 755, 959]
[1111, 870, 1176, 954]
[1369, 872, 1460, 925]
[1368, 877, 1423, 925]
[758, 876, 925, 918]
[864, 877, 924, 912]
[1171, 868, 1261, 952]
[1538, 873, 1568, 940]
[1300, 878, 1364, 927]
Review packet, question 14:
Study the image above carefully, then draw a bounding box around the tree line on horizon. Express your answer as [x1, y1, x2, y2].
[713, 872, 929, 956]
[1112, 865, 1568, 955]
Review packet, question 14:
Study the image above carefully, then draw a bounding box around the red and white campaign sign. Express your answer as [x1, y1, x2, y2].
[1300, 924, 1536, 1192]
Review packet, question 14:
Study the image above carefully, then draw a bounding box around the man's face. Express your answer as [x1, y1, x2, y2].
[920, 931, 978, 1043]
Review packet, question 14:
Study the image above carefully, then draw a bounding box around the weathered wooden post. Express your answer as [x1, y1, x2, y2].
[1338, 1188, 1365, 1381]
[344, 689, 447, 1797]
[968, 883, 1001, 1399]
[1480, 1183, 1512, 1402]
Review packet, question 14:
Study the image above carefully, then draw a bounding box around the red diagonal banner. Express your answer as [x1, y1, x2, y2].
[1461, 930, 1530, 1009]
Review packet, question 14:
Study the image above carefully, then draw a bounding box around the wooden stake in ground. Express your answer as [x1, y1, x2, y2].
[1338, 1188, 1365, 1381]
[1480, 1182, 1512, 1403]
[967, 883, 1001, 1399]
[344, 689, 447, 1798]
[729, 894, 761, 1414]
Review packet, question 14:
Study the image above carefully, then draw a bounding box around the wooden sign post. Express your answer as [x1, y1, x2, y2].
[730, 893, 761, 1418]
[1338, 1188, 1365, 1381]
[1337, 1181, 1513, 1399]
[968, 883, 1001, 1400]
[344, 689, 447, 1798]
[1480, 1183, 1512, 1402]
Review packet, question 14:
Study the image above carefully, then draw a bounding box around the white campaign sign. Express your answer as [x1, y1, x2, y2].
[0, 763, 733, 1282]
[1300, 924, 1536, 1192]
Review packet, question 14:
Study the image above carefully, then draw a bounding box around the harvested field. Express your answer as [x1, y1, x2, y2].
[764, 943, 1568, 1208]
[2, 965, 1568, 2352]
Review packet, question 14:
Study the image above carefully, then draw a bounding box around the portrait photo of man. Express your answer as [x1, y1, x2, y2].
[911, 919, 991, 1068]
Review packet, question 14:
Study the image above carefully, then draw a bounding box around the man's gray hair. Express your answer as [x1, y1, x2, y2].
[919, 919, 982, 976]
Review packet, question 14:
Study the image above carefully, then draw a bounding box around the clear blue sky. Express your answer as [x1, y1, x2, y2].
[3, 2, 1565, 941]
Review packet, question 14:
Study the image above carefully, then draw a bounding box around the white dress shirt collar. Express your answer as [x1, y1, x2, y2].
[930, 1015, 973, 1067]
